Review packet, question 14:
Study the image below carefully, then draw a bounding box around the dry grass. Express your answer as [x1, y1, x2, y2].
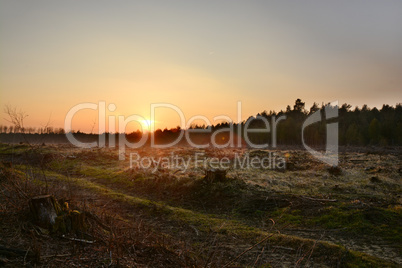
[0, 143, 400, 267]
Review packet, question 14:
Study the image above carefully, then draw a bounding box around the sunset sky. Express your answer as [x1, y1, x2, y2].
[1, 1, 401, 133]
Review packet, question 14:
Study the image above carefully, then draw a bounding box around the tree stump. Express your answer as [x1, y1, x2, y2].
[29, 196, 87, 233]
[328, 166, 342, 176]
[204, 169, 227, 183]
[29, 195, 60, 229]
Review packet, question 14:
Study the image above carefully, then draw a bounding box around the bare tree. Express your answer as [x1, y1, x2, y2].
[4, 104, 29, 131]
[4, 105, 50, 193]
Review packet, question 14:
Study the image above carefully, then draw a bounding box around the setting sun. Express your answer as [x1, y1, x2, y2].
[0, 1, 401, 266]
[140, 119, 154, 130]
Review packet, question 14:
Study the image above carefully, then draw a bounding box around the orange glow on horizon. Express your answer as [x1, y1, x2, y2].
[1, 2, 401, 133]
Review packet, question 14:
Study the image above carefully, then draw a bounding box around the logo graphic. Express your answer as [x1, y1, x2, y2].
[64, 101, 339, 165]
[302, 101, 338, 166]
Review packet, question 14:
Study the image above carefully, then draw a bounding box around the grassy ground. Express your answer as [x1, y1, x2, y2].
[0, 143, 401, 267]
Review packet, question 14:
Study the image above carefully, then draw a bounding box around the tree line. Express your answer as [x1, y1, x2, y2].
[244, 99, 402, 146]
[1, 99, 401, 146]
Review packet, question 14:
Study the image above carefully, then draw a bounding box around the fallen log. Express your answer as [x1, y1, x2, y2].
[299, 196, 338, 202]
[0, 245, 35, 259]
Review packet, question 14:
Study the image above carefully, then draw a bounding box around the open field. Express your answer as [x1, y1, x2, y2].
[0, 143, 401, 267]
